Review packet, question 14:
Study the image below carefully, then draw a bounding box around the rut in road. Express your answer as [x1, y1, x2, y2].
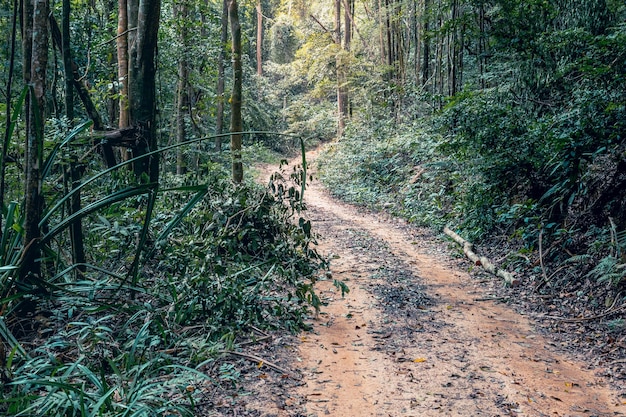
[275, 155, 624, 417]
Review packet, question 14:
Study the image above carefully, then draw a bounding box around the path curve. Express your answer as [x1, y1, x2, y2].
[273, 152, 624, 417]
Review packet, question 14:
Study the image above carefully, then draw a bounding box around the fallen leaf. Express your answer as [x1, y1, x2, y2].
[413, 357, 427, 363]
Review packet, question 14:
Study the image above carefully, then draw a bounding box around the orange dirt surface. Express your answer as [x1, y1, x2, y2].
[246, 154, 625, 417]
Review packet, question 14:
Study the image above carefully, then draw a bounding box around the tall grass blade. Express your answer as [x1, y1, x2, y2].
[0, 316, 29, 359]
[40, 183, 158, 244]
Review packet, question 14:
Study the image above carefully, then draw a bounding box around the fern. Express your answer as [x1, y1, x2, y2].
[586, 255, 626, 286]
[564, 254, 592, 264]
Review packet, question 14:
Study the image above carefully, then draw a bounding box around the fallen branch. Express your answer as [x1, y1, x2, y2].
[444, 226, 520, 287]
[219, 350, 301, 380]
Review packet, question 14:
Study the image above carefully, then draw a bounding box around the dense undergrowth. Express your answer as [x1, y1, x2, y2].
[0, 136, 326, 415]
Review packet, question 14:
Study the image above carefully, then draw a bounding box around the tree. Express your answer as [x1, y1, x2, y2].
[127, 0, 161, 182]
[20, 0, 49, 283]
[116, 0, 130, 139]
[175, 1, 191, 175]
[335, 0, 349, 137]
[215, 0, 229, 152]
[256, 0, 264, 75]
[229, 0, 243, 183]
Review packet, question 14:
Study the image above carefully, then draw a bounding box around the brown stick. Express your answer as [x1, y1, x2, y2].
[543, 293, 624, 323]
[219, 350, 301, 380]
[444, 226, 520, 287]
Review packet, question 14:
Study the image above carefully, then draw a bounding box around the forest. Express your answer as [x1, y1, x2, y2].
[1, 0, 626, 414]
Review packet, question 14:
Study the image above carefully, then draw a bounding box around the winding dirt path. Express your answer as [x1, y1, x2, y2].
[253, 154, 625, 417]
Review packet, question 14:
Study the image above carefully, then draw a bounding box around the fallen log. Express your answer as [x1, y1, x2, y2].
[444, 226, 520, 287]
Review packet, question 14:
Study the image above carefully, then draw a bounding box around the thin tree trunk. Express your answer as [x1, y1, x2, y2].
[69, 163, 85, 274]
[175, 2, 189, 175]
[422, 0, 430, 87]
[1, 0, 19, 231]
[335, 0, 348, 137]
[62, 0, 73, 120]
[117, 0, 130, 164]
[414, 0, 421, 81]
[61, 0, 86, 272]
[256, 0, 263, 76]
[215, 0, 228, 151]
[229, 0, 243, 183]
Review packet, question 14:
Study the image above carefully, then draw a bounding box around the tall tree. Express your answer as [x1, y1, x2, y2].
[335, 0, 348, 137]
[229, 0, 243, 183]
[256, 0, 263, 75]
[128, 0, 161, 182]
[21, 0, 49, 283]
[62, 0, 73, 120]
[116, 0, 130, 132]
[175, 1, 190, 174]
[215, 0, 229, 152]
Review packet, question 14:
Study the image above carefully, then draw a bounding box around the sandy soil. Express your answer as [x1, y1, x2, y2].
[217, 155, 626, 417]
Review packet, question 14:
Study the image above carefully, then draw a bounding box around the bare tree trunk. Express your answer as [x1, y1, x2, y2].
[69, 163, 85, 274]
[128, 0, 160, 183]
[21, 0, 49, 282]
[62, 0, 73, 120]
[422, 0, 430, 87]
[335, 0, 348, 137]
[61, 0, 86, 273]
[215, 0, 228, 152]
[117, 0, 130, 164]
[378, 0, 387, 66]
[229, 0, 243, 183]
[1, 0, 19, 231]
[175, 2, 189, 175]
[256, 0, 263, 76]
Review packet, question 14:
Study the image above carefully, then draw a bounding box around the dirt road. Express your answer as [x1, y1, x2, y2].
[241, 156, 625, 417]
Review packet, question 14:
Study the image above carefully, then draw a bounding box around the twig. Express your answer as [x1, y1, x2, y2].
[474, 296, 508, 302]
[538, 229, 548, 286]
[219, 350, 301, 380]
[237, 335, 272, 347]
[543, 294, 624, 323]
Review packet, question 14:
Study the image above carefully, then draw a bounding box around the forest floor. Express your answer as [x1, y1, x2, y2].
[203, 151, 626, 416]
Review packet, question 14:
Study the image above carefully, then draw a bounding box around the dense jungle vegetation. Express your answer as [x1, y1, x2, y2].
[1, 0, 625, 414]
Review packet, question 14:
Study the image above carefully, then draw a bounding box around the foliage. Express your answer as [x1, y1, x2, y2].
[0, 142, 326, 415]
[318, 119, 452, 229]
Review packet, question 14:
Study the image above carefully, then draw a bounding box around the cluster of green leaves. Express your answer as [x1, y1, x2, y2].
[152, 164, 326, 332]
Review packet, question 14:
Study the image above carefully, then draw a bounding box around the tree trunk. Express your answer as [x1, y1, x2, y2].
[117, 0, 130, 137]
[61, 0, 86, 272]
[229, 0, 243, 184]
[128, 0, 160, 183]
[256, 0, 263, 76]
[215, 0, 228, 152]
[422, 0, 430, 87]
[175, 1, 190, 175]
[1, 0, 19, 230]
[62, 0, 73, 120]
[335, 0, 348, 137]
[21, 0, 49, 283]
[69, 162, 86, 274]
